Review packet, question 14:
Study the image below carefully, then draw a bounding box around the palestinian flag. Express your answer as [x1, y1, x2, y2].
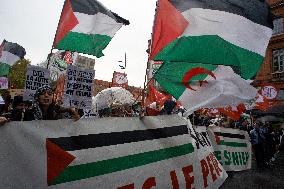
[151, 0, 273, 79]
[46, 117, 194, 186]
[54, 0, 129, 58]
[154, 62, 257, 115]
[0, 40, 26, 76]
[214, 131, 247, 148]
[207, 126, 251, 171]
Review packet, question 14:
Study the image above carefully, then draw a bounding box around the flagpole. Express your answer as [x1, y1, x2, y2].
[46, 0, 67, 69]
[139, 0, 159, 117]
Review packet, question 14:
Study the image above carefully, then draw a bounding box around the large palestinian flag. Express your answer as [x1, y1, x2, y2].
[151, 0, 273, 79]
[0, 40, 26, 76]
[54, 0, 129, 58]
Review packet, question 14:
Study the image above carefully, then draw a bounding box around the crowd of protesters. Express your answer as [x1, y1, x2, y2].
[0, 85, 80, 126]
[1, 87, 284, 171]
[189, 109, 284, 170]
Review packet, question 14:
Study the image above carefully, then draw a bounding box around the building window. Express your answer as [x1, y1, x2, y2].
[273, 17, 284, 35]
[277, 89, 284, 100]
[272, 49, 284, 72]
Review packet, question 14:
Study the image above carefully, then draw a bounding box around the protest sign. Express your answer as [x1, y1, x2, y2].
[63, 65, 95, 109]
[23, 65, 50, 100]
[112, 71, 128, 88]
[0, 77, 8, 89]
[207, 126, 252, 171]
[74, 55, 95, 69]
[0, 115, 227, 189]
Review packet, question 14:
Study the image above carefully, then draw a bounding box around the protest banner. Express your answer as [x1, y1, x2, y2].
[207, 126, 252, 171]
[23, 65, 50, 100]
[0, 77, 8, 89]
[63, 65, 95, 109]
[0, 115, 227, 189]
[74, 55, 95, 69]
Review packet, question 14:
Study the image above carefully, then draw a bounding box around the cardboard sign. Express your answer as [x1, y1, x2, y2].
[23, 65, 50, 100]
[0, 77, 8, 89]
[63, 65, 95, 109]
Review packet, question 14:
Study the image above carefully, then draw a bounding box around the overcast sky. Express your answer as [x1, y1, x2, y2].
[0, 0, 157, 87]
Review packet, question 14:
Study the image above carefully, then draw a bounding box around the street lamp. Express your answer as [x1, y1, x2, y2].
[118, 52, 126, 69]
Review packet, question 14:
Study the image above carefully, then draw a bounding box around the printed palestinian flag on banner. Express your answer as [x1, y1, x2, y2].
[0, 40, 26, 76]
[151, 0, 273, 80]
[207, 126, 251, 171]
[54, 0, 129, 58]
[46, 116, 196, 187]
[154, 62, 257, 115]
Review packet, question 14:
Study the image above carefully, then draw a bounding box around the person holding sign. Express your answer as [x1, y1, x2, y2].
[24, 85, 80, 121]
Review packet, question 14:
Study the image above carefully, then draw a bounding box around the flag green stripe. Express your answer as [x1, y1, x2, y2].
[154, 62, 217, 98]
[50, 143, 194, 185]
[154, 35, 264, 79]
[55, 32, 111, 58]
[219, 140, 247, 147]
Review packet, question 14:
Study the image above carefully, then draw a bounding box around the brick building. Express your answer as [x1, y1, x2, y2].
[254, 0, 284, 104]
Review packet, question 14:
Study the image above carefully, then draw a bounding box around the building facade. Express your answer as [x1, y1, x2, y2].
[254, 0, 284, 104]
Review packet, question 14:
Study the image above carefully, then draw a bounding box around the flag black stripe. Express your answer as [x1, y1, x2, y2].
[70, 0, 129, 25]
[2, 40, 26, 58]
[214, 132, 245, 139]
[49, 125, 189, 151]
[169, 0, 273, 28]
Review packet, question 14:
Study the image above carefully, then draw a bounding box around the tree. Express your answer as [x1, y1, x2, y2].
[8, 59, 31, 89]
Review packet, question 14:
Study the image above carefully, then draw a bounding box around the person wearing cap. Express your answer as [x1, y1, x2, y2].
[23, 85, 80, 121]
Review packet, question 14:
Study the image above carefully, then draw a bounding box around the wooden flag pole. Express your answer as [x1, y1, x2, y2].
[46, 0, 67, 69]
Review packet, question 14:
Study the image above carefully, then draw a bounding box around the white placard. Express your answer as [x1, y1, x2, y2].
[63, 65, 95, 109]
[23, 65, 50, 100]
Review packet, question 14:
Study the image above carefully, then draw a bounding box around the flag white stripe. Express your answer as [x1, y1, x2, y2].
[181, 8, 272, 56]
[72, 12, 123, 37]
[69, 134, 191, 166]
[0, 51, 20, 66]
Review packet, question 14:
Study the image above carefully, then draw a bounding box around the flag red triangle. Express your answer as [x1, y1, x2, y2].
[46, 139, 75, 185]
[54, 0, 79, 47]
[150, 0, 188, 59]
